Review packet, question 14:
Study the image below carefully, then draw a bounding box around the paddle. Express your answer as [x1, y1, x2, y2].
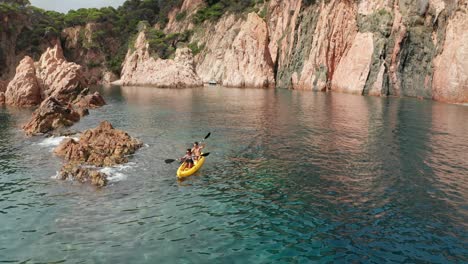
[202, 132, 211, 142]
[165, 152, 210, 164]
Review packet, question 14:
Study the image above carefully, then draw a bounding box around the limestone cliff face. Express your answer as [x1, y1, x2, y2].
[120, 31, 202, 87]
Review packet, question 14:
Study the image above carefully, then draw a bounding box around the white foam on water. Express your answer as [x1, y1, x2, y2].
[100, 163, 136, 182]
[38, 136, 80, 151]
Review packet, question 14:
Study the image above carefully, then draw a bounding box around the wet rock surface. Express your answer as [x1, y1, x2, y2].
[22, 96, 81, 136]
[73, 89, 106, 109]
[54, 121, 143, 186]
[2, 43, 107, 135]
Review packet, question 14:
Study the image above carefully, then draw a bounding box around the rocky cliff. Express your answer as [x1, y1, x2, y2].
[61, 22, 120, 85]
[1, 0, 467, 103]
[138, 0, 465, 103]
[120, 31, 203, 87]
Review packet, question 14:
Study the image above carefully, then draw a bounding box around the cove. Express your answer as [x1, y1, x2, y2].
[0, 86, 467, 263]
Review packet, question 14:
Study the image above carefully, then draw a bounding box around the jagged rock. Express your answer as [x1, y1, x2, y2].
[0, 92, 5, 105]
[36, 44, 88, 103]
[22, 96, 81, 135]
[120, 32, 203, 87]
[54, 121, 143, 167]
[5, 57, 42, 106]
[58, 163, 108, 187]
[73, 89, 106, 109]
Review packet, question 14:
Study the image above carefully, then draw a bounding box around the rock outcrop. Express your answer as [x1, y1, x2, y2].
[55, 121, 143, 167]
[73, 89, 106, 109]
[0, 92, 5, 105]
[22, 96, 81, 136]
[120, 32, 203, 87]
[58, 164, 108, 187]
[54, 121, 143, 187]
[36, 44, 88, 102]
[2, 43, 106, 135]
[4, 57, 42, 107]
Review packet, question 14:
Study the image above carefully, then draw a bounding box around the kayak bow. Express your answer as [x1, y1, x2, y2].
[177, 154, 206, 179]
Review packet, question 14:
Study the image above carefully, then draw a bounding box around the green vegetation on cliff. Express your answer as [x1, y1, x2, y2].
[3, 0, 186, 75]
[193, 0, 261, 24]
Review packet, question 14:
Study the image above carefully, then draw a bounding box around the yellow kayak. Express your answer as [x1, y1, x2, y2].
[177, 155, 206, 179]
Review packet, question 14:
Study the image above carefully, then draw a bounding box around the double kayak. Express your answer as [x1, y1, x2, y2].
[177, 155, 206, 179]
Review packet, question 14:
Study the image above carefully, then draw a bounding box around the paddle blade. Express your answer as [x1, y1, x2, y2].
[204, 132, 211, 140]
[165, 159, 176, 164]
[201, 152, 210, 157]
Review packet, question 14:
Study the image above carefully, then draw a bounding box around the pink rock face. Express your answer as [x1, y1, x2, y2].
[388, 1, 406, 96]
[196, 13, 275, 88]
[432, 9, 468, 103]
[294, 0, 358, 91]
[222, 13, 275, 88]
[331, 32, 374, 94]
[267, 0, 302, 64]
[165, 0, 204, 33]
[195, 15, 243, 84]
[36, 44, 87, 102]
[5, 56, 42, 107]
[120, 32, 203, 87]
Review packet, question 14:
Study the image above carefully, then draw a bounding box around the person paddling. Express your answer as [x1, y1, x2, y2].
[180, 149, 194, 169]
[191, 141, 205, 161]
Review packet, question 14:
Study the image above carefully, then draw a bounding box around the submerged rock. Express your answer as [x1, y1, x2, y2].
[58, 163, 108, 187]
[22, 96, 81, 135]
[54, 121, 143, 187]
[73, 89, 106, 109]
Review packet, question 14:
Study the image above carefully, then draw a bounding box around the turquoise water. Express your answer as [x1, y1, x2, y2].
[0, 86, 467, 263]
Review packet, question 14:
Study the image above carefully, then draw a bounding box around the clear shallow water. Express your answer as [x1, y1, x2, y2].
[0, 86, 467, 263]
